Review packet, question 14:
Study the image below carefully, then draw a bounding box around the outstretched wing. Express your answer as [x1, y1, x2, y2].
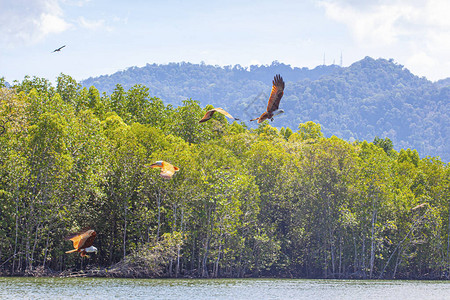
[199, 108, 237, 123]
[266, 74, 285, 113]
[66, 229, 96, 250]
[52, 45, 66, 52]
[213, 108, 236, 119]
[257, 112, 270, 123]
[147, 163, 162, 169]
[199, 110, 216, 123]
[82, 232, 97, 249]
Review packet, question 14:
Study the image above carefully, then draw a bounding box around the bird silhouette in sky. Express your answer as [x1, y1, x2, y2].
[52, 45, 66, 53]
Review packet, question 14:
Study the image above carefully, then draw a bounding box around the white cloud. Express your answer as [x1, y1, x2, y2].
[319, 0, 413, 46]
[41, 13, 70, 35]
[406, 51, 436, 73]
[78, 16, 111, 31]
[0, 0, 70, 46]
[319, 0, 450, 80]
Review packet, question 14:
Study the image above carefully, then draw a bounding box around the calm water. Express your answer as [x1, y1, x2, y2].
[1, 277, 449, 299]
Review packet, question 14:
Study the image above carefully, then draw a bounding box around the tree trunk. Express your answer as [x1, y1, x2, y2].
[202, 200, 216, 278]
[156, 188, 162, 239]
[123, 203, 127, 259]
[43, 230, 50, 268]
[173, 203, 177, 232]
[12, 200, 19, 273]
[361, 234, 366, 278]
[214, 242, 222, 278]
[379, 210, 427, 279]
[369, 207, 377, 278]
[31, 223, 41, 270]
[338, 235, 343, 278]
[202, 236, 211, 278]
[352, 230, 357, 274]
[176, 207, 184, 278]
[25, 226, 31, 271]
[392, 246, 403, 279]
[108, 217, 116, 265]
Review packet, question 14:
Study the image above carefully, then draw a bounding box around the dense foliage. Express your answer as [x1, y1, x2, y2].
[0, 75, 449, 279]
[82, 57, 450, 162]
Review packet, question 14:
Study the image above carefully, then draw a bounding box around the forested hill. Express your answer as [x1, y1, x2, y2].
[81, 57, 449, 162]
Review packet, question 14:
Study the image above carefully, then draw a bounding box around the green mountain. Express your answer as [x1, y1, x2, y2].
[81, 57, 449, 161]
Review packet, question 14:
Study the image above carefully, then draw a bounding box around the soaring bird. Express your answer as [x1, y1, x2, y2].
[65, 229, 97, 257]
[199, 107, 239, 123]
[250, 74, 285, 123]
[145, 160, 179, 179]
[52, 45, 66, 53]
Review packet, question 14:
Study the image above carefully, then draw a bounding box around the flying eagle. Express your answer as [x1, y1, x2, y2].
[145, 160, 179, 179]
[52, 45, 66, 53]
[250, 74, 285, 123]
[65, 229, 97, 257]
[199, 108, 239, 123]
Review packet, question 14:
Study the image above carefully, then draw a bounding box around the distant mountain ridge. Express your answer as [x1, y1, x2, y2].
[81, 57, 449, 161]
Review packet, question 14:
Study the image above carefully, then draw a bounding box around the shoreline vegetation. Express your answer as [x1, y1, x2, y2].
[0, 75, 449, 280]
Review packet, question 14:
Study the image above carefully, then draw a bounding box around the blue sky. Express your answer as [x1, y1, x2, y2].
[1, 0, 449, 83]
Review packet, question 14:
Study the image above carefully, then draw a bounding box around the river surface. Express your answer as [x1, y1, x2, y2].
[1, 277, 449, 299]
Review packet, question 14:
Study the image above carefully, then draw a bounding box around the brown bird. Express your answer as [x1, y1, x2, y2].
[199, 108, 239, 123]
[65, 229, 97, 257]
[52, 45, 66, 53]
[145, 160, 179, 179]
[250, 74, 285, 123]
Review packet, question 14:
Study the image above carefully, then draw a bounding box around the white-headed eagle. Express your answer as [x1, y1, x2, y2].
[250, 74, 285, 123]
[199, 108, 239, 123]
[65, 229, 97, 257]
[145, 160, 179, 179]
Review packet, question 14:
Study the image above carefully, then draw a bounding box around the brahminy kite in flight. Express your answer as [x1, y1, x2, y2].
[145, 160, 179, 179]
[250, 74, 285, 123]
[65, 229, 97, 257]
